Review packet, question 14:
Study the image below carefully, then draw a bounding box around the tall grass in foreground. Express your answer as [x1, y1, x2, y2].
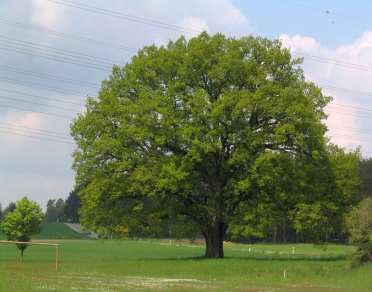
[0, 240, 371, 291]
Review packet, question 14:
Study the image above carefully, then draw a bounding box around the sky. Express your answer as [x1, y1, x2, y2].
[1, 0, 372, 208]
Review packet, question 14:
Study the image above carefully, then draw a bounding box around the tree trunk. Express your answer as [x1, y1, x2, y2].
[204, 221, 226, 258]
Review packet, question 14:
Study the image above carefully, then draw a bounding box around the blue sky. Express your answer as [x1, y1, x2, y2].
[238, 0, 372, 47]
[0, 0, 372, 208]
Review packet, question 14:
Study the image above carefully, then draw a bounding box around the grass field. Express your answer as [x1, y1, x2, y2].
[0, 239, 371, 291]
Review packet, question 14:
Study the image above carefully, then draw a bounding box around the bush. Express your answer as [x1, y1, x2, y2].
[346, 198, 372, 267]
[350, 230, 372, 268]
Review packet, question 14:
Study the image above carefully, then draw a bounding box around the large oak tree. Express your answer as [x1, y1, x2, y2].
[71, 33, 330, 258]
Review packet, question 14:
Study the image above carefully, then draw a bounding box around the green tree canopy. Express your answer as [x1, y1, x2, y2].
[229, 145, 360, 243]
[1, 197, 43, 257]
[346, 198, 372, 266]
[346, 198, 372, 242]
[64, 190, 81, 223]
[360, 158, 372, 198]
[72, 32, 331, 258]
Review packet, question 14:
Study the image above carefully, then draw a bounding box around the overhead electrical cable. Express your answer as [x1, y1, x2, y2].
[319, 83, 372, 98]
[0, 103, 74, 119]
[0, 38, 115, 71]
[0, 125, 71, 140]
[0, 64, 100, 90]
[0, 16, 137, 53]
[0, 87, 85, 107]
[0, 35, 119, 65]
[0, 76, 87, 97]
[45, 0, 203, 34]
[0, 95, 80, 112]
[0, 129, 74, 145]
[0, 122, 70, 139]
[293, 51, 372, 74]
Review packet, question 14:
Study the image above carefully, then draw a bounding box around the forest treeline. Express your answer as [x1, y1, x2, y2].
[0, 191, 80, 224]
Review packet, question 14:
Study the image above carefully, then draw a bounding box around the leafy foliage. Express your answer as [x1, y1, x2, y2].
[1, 197, 43, 256]
[72, 32, 332, 257]
[64, 190, 81, 223]
[229, 145, 360, 243]
[45, 198, 65, 222]
[346, 198, 372, 267]
[350, 230, 372, 268]
[346, 198, 372, 241]
[360, 158, 372, 199]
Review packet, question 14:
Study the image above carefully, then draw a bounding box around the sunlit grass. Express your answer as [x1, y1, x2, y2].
[0, 239, 371, 291]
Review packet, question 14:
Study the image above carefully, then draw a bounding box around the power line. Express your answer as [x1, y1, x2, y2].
[329, 103, 372, 114]
[0, 125, 71, 140]
[0, 129, 73, 145]
[0, 76, 87, 97]
[45, 0, 203, 34]
[0, 16, 137, 53]
[294, 52, 372, 74]
[0, 35, 119, 65]
[0, 42, 110, 71]
[0, 87, 85, 107]
[0, 64, 100, 90]
[319, 83, 372, 98]
[0, 103, 74, 119]
[0, 122, 70, 139]
[0, 95, 80, 112]
[0, 37, 115, 71]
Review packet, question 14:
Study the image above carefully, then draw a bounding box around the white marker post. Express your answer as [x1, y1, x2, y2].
[283, 268, 287, 280]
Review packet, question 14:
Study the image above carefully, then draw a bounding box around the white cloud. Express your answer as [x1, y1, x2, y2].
[0, 112, 44, 149]
[280, 33, 372, 155]
[31, 0, 62, 28]
[179, 16, 210, 37]
[280, 34, 323, 53]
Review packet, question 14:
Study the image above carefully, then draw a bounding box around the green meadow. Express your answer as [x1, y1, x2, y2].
[1, 238, 371, 291]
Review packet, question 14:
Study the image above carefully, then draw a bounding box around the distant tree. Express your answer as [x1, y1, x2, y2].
[1, 197, 43, 257]
[45, 199, 58, 222]
[64, 191, 81, 223]
[45, 198, 66, 222]
[360, 158, 372, 199]
[55, 199, 66, 222]
[346, 198, 372, 266]
[346, 198, 372, 242]
[2, 202, 16, 218]
[72, 33, 332, 258]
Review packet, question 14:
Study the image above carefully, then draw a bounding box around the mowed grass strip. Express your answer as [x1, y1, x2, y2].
[0, 240, 372, 291]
